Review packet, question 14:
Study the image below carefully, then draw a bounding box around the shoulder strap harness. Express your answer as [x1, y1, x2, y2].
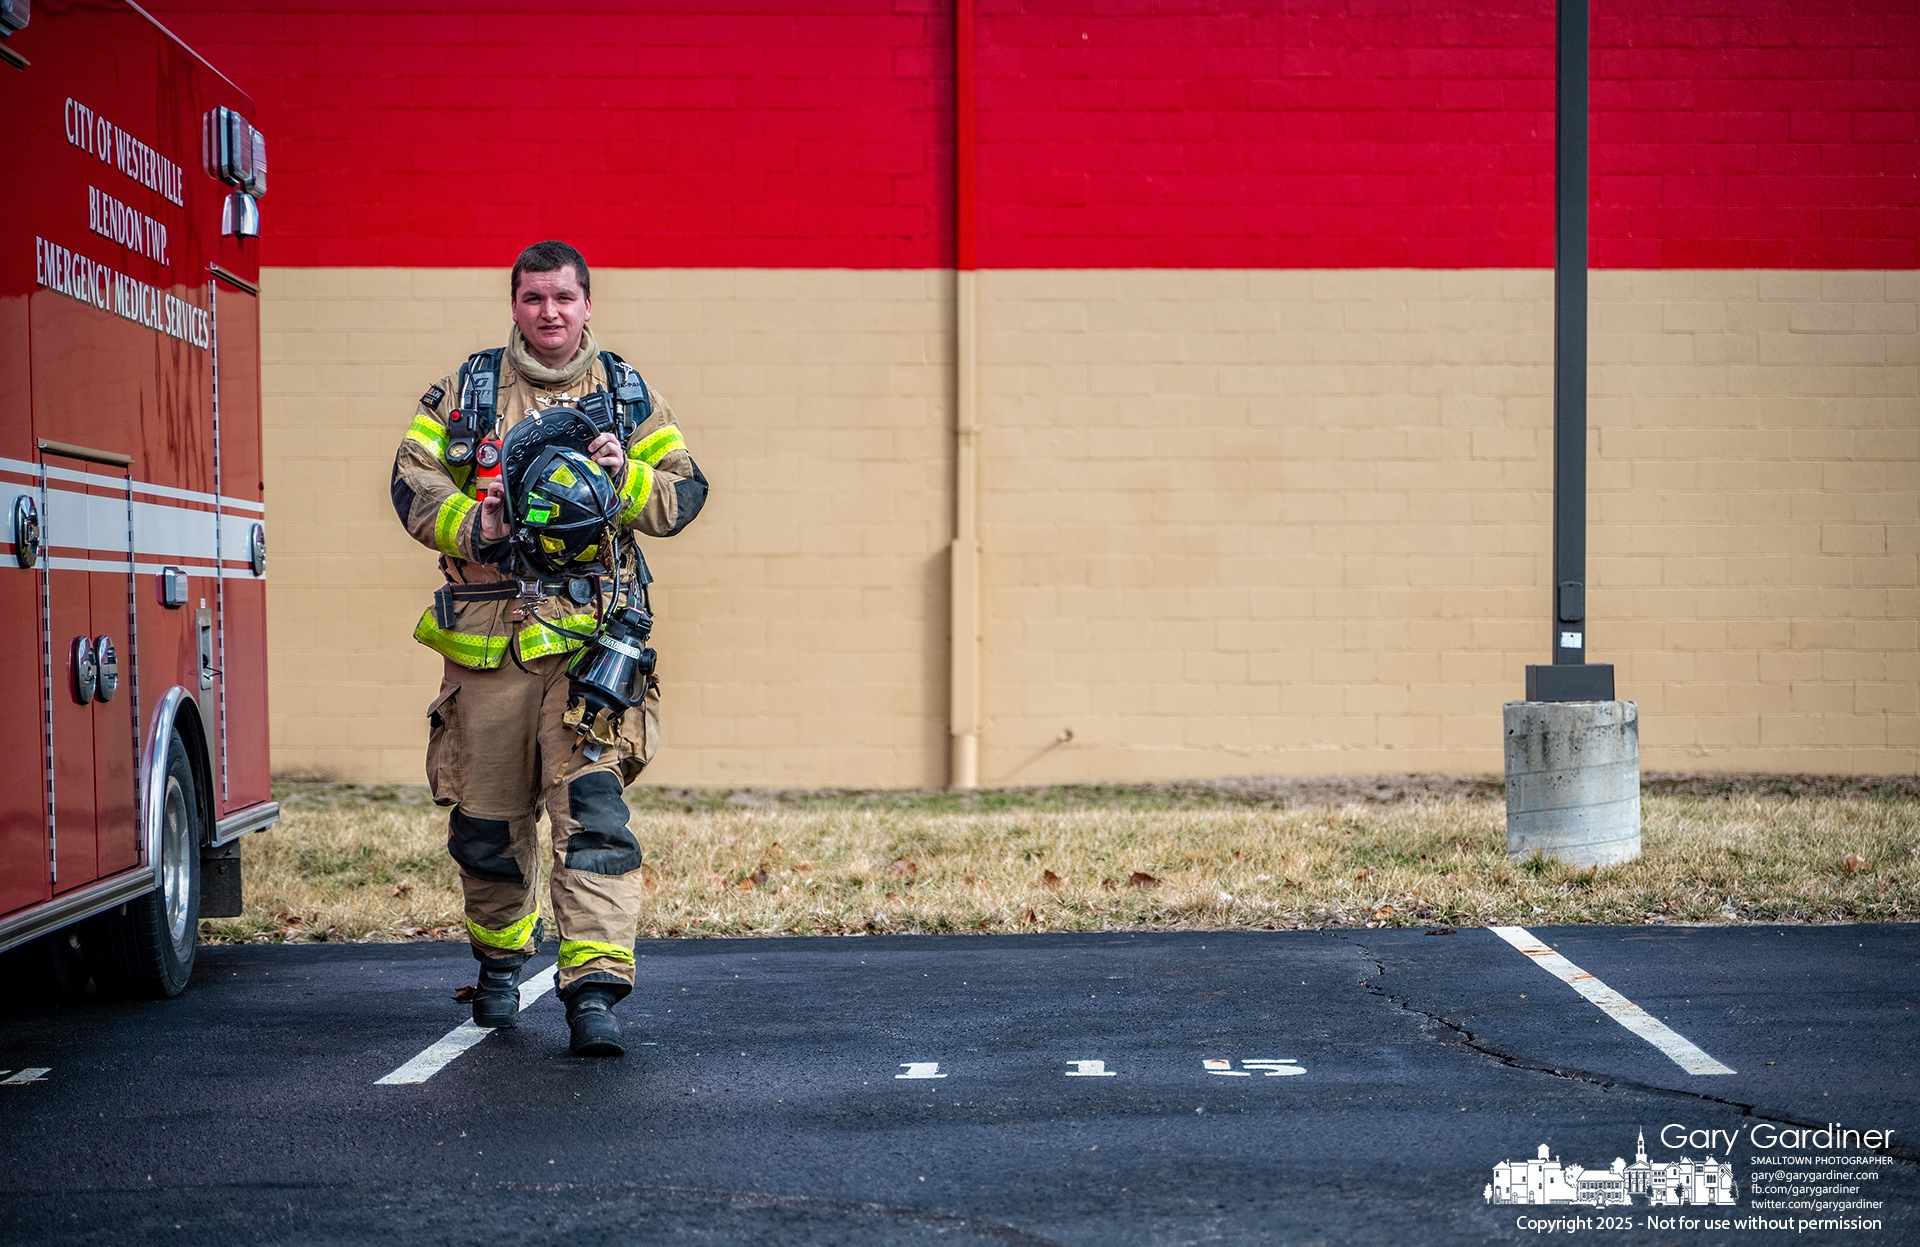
[445, 347, 504, 467]
[446, 347, 651, 466]
[579, 350, 653, 446]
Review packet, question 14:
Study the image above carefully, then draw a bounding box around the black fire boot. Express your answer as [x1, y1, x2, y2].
[471, 961, 522, 1029]
[565, 985, 626, 1057]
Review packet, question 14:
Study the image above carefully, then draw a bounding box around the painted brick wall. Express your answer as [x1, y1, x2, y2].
[261, 267, 955, 785]
[146, 1, 956, 267]
[976, 1, 1916, 268]
[146, 1, 1917, 268]
[259, 268, 1917, 783]
[133, 0, 1916, 783]
[975, 268, 1916, 782]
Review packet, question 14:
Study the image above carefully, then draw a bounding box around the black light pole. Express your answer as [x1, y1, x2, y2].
[1526, 0, 1614, 702]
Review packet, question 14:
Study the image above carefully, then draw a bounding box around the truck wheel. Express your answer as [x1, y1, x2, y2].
[85, 731, 202, 999]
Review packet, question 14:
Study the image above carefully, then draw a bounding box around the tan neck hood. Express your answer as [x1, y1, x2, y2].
[508, 325, 600, 389]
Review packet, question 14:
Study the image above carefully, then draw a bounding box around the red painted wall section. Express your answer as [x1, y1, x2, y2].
[141, 1, 956, 268]
[143, 1, 1916, 269]
[1591, 5, 1916, 269]
[979, 1, 1915, 268]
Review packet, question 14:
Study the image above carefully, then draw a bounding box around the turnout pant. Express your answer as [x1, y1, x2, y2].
[424, 652, 659, 999]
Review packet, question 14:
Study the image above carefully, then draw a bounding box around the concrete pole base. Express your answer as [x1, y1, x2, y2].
[1503, 699, 1641, 867]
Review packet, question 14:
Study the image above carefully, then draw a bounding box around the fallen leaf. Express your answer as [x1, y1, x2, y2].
[1843, 853, 1868, 874]
[736, 877, 755, 892]
[1128, 871, 1160, 889]
[1100, 877, 1119, 891]
[1374, 905, 1395, 919]
[1355, 867, 1377, 883]
[391, 882, 414, 898]
[887, 858, 918, 878]
[1023, 907, 1037, 923]
[1040, 869, 1063, 889]
[797, 861, 814, 873]
[453, 986, 477, 1003]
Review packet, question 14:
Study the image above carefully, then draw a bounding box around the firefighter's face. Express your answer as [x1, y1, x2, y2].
[512, 266, 592, 367]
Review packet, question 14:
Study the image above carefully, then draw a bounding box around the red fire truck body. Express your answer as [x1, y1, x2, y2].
[0, 0, 276, 996]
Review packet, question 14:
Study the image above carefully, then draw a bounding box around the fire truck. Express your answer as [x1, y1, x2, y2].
[0, 0, 276, 998]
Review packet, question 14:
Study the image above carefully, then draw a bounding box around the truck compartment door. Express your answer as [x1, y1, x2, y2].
[40, 452, 139, 889]
[210, 280, 270, 812]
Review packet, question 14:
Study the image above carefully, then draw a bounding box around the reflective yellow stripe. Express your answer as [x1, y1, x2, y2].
[616, 461, 654, 526]
[432, 492, 474, 558]
[633, 425, 685, 467]
[558, 939, 634, 969]
[412, 608, 509, 669]
[407, 414, 449, 458]
[467, 912, 538, 952]
[516, 612, 601, 661]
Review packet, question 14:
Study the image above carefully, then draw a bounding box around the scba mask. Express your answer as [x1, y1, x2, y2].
[511, 445, 619, 574]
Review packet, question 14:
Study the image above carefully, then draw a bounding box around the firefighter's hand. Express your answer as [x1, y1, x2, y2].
[587, 432, 626, 478]
[479, 480, 511, 542]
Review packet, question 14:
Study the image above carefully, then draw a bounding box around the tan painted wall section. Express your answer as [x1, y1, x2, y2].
[260, 268, 1917, 784]
[263, 268, 955, 787]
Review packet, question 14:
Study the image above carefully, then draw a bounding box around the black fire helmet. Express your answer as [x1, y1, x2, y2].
[499, 409, 620, 574]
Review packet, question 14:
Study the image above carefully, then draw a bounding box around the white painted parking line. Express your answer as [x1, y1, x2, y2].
[375, 963, 558, 1086]
[1064, 1059, 1117, 1077]
[1490, 926, 1735, 1076]
[0, 1068, 50, 1085]
[896, 1062, 947, 1079]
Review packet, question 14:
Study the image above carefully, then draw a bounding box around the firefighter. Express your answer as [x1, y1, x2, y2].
[390, 240, 708, 1056]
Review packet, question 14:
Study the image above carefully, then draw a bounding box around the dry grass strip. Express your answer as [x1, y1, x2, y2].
[202, 777, 1919, 946]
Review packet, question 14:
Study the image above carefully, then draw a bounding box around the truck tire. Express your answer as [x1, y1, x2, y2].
[85, 731, 202, 998]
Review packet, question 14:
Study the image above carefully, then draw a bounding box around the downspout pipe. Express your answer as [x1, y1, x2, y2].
[949, 0, 981, 788]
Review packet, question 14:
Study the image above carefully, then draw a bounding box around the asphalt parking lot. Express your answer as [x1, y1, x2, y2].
[1, 925, 1914, 1246]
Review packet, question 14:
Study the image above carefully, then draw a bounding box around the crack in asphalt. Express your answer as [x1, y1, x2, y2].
[1343, 934, 1920, 1169]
